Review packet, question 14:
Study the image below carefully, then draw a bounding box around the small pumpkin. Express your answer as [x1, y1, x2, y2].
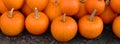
[26, 0, 48, 11]
[44, 0, 62, 21]
[0, 0, 8, 13]
[3, 0, 24, 10]
[51, 14, 77, 42]
[73, 0, 88, 19]
[110, 0, 120, 14]
[25, 8, 49, 35]
[78, 9, 103, 39]
[100, 0, 117, 24]
[21, 4, 33, 16]
[1, 8, 25, 36]
[85, 0, 105, 15]
[59, 0, 80, 16]
[112, 16, 120, 39]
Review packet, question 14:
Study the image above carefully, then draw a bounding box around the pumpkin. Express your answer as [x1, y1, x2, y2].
[26, 0, 48, 11]
[51, 14, 77, 42]
[110, 0, 120, 14]
[44, 0, 62, 21]
[59, 0, 80, 16]
[100, 0, 117, 24]
[112, 16, 120, 39]
[78, 9, 103, 39]
[85, 0, 105, 15]
[73, 0, 88, 19]
[0, 0, 8, 13]
[21, 4, 33, 16]
[1, 8, 25, 36]
[25, 8, 49, 35]
[3, 0, 24, 10]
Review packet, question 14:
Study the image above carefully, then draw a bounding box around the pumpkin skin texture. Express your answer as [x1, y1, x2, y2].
[1, 11, 25, 36]
[73, 0, 88, 19]
[51, 14, 77, 42]
[3, 0, 24, 10]
[0, 0, 8, 13]
[26, 0, 48, 11]
[21, 5, 33, 16]
[112, 16, 120, 39]
[78, 15, 103, 39]
[25, 11, 49, 35]
[110, 0, 120, 14]
[100, 7, 117, 24]
[85, 0, 105, 15]
[44, 0, 62, 21]
[59, 0, 80, 16]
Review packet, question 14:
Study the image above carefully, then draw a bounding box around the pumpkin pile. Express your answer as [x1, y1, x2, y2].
[0, 0, 120, 42]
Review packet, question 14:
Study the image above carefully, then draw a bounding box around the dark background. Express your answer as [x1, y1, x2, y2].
[0, 24, 120, 44]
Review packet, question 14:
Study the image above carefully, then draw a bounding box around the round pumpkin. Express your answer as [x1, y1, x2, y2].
[1, 8, 25, 36]
[85, 0, 105, 15]
[59, 0, 80, 16]
[113, 16, 120, 39]
[51, 14, 77, 42]
[26, 0, 48, 11]
[100, 1, 117, 24]
[25, 8, 49, 35]
[0, 0, 8, 13]
[44, 0, 62, 21]
[21, 4, 33, 16]
[110, 0, 120, 14]
[78, 9, 103, 39]
[3, 0, 24, 10]
[73, 0, 88, 19]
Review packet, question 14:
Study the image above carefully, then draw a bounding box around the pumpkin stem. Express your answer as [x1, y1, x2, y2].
[8, 8, 14, 18]
[106, 0, 110, 6]
[90, 9, 97, 21]
[61, 13, 66, 22]
[34, 8, 39, 19]
[55, 0, 58, 6]
[80, 0, 85, 3]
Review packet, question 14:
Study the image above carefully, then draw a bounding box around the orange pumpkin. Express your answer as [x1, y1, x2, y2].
[59, 0, 80, 16]
[1, 8, 25, 36]
[100, 0, 117, 24]
[85, 0, 105, 15]
[0, 0, 8, 13]
[44, 0, 62, 21]
[73, 0, 88, 19]
[51, 14, 77, 42]
[21, 4, 33, 16]
[112, 16, 120, 39]
[26, 0, 48, 11]
[110, 0, 120, 14]
[25, 8, 49, 35]
[78, 9, 103, 39]
[3, 0, 24, 10]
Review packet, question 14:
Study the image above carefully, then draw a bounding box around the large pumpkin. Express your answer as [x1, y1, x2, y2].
[21, 4, 33, 16]
[1, 8, 25, 36]
[26, 0, 48, 11]
[0, 0, 8, 13]
[3, 0, 24, 10]
[51, 14, 77, 42]
[78, 9, 103, 39]
[59, 0, 80, 16]
[25, 8, 49, 35]
[110, 0, 120, 14]
[44, 0, 62, 21]
[73, 0, 88, 19]
[85, 0, 105, 15]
